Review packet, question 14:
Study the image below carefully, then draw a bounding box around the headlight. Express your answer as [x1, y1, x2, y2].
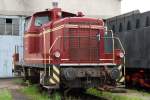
[119, 52, 124, 58]
[58, 12, 62, 17]
[63, 68, 76, 80]
[54, 51, 60, 58]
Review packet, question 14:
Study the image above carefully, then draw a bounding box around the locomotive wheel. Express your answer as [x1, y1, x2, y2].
[30, 69, 40, 84]
[23, 68, 40, 84]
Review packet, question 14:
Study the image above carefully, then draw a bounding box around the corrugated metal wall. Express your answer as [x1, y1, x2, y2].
[0, 16, 24, 77]
[106, 11, 150, 69]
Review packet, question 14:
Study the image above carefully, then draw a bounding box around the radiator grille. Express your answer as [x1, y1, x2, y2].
[67, 28, 100, 62]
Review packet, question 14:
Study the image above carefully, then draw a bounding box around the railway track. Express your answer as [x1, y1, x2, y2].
[35, 84, 107, 100]
[63, 93, 107, 100]
[61, 89, 107, 100]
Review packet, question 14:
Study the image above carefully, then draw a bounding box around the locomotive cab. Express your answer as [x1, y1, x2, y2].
[24, 8, 77, 55]
[13, 8, 125, 89]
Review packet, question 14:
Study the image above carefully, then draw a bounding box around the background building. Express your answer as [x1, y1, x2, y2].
[0, 16, 24, 77]
[0, 0, 121, 77]
[0, 0, 121, 18]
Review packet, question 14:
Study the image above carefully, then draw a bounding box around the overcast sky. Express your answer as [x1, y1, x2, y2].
[121, 0, 150, 13]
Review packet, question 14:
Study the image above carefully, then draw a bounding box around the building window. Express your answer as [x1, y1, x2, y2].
[12, 19, 19, 36]
[6, 18, 12, 24]
[0, 18, 5, 35]
[0, 18, 19, 36]
[145, 16, 150, 27]
[6, 18, 12, 35]
[127, 21, 131, 30]
[119, 23, 123, 32]
[135, 19, 140, 29]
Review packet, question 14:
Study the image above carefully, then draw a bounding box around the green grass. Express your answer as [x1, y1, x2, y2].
[129, 89, 150, 97]
[0, 89, 12, 100]
[51, 92, 61, 100]
[86, 88, 143, 100]
[13, 78, 24, 85]
[21, 85, 61, 100]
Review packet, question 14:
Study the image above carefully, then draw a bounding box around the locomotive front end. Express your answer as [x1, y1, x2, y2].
[48, 17, 125, 88]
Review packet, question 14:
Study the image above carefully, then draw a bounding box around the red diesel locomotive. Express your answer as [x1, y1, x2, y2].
[13, 8, 125, 89]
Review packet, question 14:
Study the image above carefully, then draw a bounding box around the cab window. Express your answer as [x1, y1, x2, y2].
[35, 16, 50, 26]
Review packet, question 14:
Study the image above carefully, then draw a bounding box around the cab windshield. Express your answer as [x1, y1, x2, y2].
[34, 16, 50, 26]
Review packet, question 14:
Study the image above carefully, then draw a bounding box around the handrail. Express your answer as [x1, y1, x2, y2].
[111, 30, 115, 63]
[48, 35, 104, 54]
[101, 36, 125, 55]
[114, 37, 125, 54]
[23, 35, 125, 64]
[48, 35, 125, 63]
[104, 30, 125, 84]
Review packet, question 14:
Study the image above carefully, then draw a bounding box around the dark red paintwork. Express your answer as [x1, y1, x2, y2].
[23, 8, 122, 65]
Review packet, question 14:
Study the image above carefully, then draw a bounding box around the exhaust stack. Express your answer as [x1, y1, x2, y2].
[52, 0, 58, 8]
